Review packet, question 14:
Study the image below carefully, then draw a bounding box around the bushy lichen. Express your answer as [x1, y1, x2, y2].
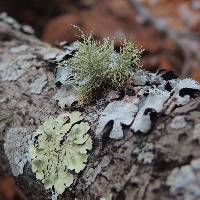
[29, 112, 92, 195]
[62, 33, 144, 104]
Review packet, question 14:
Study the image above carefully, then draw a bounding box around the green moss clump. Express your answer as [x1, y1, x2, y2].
[63, 34, 144, 104]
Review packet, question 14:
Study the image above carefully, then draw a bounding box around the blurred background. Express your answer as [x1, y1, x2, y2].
[0, 0, 200, 80]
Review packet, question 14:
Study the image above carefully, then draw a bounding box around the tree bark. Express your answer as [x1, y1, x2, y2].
[1, 20, 200, 200]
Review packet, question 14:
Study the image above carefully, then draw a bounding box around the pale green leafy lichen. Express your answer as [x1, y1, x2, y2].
[61, 33, 144, 104]
[29, 112, 92, 195]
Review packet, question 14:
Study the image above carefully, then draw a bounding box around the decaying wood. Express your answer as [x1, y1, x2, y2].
[1, 19, 200, 200]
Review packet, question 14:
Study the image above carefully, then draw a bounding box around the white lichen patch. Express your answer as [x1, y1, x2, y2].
[83, 156, 110, 187]
[0, 12, 34, 33]
[170, 116, 187, 129]
[96, 78, 200, 137]
[29, 112, 92, 195]
[138, 152, 154, 164]
[133, 143, 154, 164]
[96, 98, 139, 139]
[167, 158, 200, 200]
[53, 86, 77, 108]
[39, 48, 64, 61]
[192, 123, 200, 141]
[21, 25, 34, 35]
[53, 67, 78, 108]
[55, 67, 73, 86]
[132, 69, 163, 86]
[164, 95, 190, 115]
[4, 127, 30, 176]
[0, 49, 37, 81]
[131, 89, 170, 133]
[99, 194, 112, 200]
[174, 79, 200, 92]
[9, 45, 29, 54]
[165, 79, 200, 114]
[42, 51, 60, 61]
[0, 12, 21, 30]
[63, 41, 80, 52]
[0, 97, 7, 104]
[30, 74, 48, 94]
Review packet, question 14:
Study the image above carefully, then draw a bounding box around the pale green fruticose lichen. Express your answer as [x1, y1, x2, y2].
[61, 33, 144, 104]
[29, 112, 92, 195]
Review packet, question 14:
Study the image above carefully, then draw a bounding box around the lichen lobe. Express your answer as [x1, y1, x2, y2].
[29, 112, 92, 195]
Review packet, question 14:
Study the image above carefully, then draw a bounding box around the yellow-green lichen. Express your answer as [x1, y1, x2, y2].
[29, 112, 92, 195]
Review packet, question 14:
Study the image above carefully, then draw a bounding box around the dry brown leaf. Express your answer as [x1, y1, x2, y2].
[0, 176, 15, 200]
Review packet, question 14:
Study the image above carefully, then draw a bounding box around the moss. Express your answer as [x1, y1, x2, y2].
[62, 33, 144, 104]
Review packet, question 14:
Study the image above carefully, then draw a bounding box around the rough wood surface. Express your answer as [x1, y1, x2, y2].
[1, 20, 200, 200]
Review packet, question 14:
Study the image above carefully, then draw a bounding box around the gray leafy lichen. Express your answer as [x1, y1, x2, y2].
[169, 116, 187, 129]
[192, 123, 200, 141]
[164, 79, 200, 114]
[4, 127, 30, 176]
[83, 156, 110, 187]
[167, 158, 200, 200]
[53, 86, 77, 108]
[40, 48, 63, 61]
[96, 98, 139, 139]
[131, 89, 170, 133]
[0, 44, 38, 81]
[0, 12, 34, 34]
[30, 74, 48, 94]
[96, 77, 200, 138]
[0, 12, 21, 30]
[133, 143, 154, 164]
[29, 112, 92, 195]
[55, 67, 73, 86]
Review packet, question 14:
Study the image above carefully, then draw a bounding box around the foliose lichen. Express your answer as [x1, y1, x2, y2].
[133, 143, 154, 164]
[30, 74, 48, 95]
[0, 46, 37, 81]
[169, 115, 187, 129]
[53, 86, 77, 108]
[29, 112, 92, 195]
[4, 127, 30, 176]
[96, 98, 139, 139]
[96, 76, 200, 137]
[167, 158, 200, 200]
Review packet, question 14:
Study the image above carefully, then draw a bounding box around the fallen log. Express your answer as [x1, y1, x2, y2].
[1, 17, 200, 200]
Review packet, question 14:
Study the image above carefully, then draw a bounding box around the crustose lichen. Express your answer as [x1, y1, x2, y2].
[62, 32, 144, 104]
[29, 112, 92, 195]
